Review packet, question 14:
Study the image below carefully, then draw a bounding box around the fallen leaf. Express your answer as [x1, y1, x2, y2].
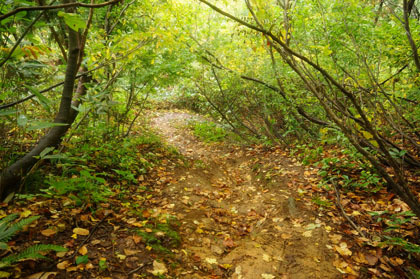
[281, 233, 292, 239]
[205, 258, 218, 265]
[20, 210, 32, 218]
[116, 254, 126, 260]
[261, 274, 275, 279]
[223, 238, 236, 248]
[132, 235, 142, 244]
[86, 263, 94, 270]
[41, 228, 57, 237]
[26, 272, 57, 279]
[149, 260, 167, 276]
[335, 242, 352, 257]
[73, 228, 89, 236]
[364, 253, 378, 266]
[57, 260, 71, 270]
[78, 245, 88, 255]
[124, 249, 140, 256]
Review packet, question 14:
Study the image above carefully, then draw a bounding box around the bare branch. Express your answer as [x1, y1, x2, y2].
[0, 0, 121, 21]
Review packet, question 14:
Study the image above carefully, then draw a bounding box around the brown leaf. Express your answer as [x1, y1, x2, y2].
[124, 249, 140, 256]
[142, 210, 151, 218]
[132, 235, 142, 244]
[223, 238, 236, 248]
[365, 253, 379, 266]
[281, 233, 292, 240]
[41, 228, 57, 237]
[26, 272, 57, 279]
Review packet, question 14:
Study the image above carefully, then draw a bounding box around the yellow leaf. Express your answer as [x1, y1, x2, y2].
[335, 242, 352, 257]
[78, 245, 88, 255]
[20, 210, 32, 218]
[57, 260, 71, 270]
[116, 254, 126, 260]
[73, 228, 89, 236]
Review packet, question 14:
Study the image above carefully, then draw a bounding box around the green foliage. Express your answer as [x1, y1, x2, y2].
[43, 169, 111, 206]
[75, 255, 89, 265]
[383, 236, 420, 254]
[0, 214, 39, 246]
[57, 12, 86, 31]
[136, 218, 180, 254]
[190, 121, 227, 143]
[0, 214, 67, 269]
[0, 244, 67, 268]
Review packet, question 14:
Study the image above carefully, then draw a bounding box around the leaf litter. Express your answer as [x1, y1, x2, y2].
[3, 110, 418, 278]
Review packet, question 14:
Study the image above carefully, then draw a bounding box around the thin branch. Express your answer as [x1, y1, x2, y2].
[0, 40, 150, 110]
[108, 0, 135, 35]
[332, 182, 369, 240]
[0, 0, 121, 21]
[0, 10, 46, 68]
[403, 0, 420, 71]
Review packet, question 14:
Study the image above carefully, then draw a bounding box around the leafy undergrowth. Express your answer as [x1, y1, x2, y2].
[2, 112, 420, 279]
[250, 143, 420, 278]
[188, 120, 228, 143]
[0, 127, 184, 278]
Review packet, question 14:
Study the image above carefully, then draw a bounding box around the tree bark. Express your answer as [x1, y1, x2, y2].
[0, 16, 81, 198]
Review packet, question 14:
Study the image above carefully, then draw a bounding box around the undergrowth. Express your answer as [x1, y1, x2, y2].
[189, 120, 227, 143]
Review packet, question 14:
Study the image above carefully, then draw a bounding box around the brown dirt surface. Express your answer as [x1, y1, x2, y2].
[149, 110, 341, 279]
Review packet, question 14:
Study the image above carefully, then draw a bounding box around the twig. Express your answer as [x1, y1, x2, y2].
[36, 213, 111, 279]
[0, 0, 121, 21]
[127, 263, 145, 276]
[66, 213, 111, 261]
[332, 182, 368, 240]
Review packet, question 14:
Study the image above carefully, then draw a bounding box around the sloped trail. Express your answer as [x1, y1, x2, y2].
[150, 111, 340, 279]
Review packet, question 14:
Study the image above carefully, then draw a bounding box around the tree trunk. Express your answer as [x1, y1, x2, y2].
[0, 22, 81, 199]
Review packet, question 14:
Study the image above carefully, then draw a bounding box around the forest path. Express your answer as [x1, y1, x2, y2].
[150, 110, 340, 279]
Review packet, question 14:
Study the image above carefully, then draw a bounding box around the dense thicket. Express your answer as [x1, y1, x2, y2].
[0, 0, 419, 229]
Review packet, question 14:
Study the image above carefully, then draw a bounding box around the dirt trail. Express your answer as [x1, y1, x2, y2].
[150, 111, 340, 279]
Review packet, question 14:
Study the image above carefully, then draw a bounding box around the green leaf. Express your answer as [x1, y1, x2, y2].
[27, 122, 68, 131]
[57, 11, 86, 31]
[17, 115, 27, 127]
[0, 110, 18, 117]
[40, 147, 55, 158]
[76, 255, 89, 265]
[24, 85, 51, 113]
[99, 258, 107, 270]
[0, 242, 8, 250]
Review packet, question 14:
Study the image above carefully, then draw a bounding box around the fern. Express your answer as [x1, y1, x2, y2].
[0, 214, 19, 233]
[0, 244, 67, 267]
[0, 215, 40, 244]
[0, 214, 67, 269]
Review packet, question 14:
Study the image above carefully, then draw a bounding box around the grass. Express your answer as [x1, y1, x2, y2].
[189, 120, 227, 143]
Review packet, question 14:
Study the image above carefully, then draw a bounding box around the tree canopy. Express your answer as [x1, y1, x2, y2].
[0, 0, 420, 277]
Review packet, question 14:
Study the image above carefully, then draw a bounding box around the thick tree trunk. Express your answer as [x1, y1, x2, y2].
[0, 25, 80, 198]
